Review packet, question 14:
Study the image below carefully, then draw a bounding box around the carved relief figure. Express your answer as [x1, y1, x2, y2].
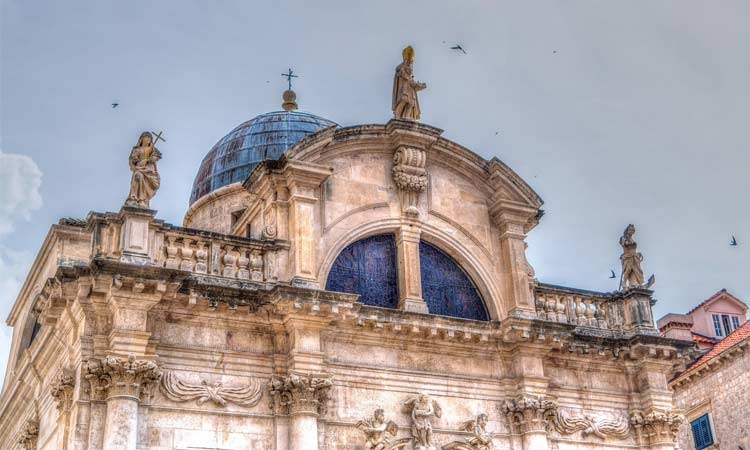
[619, 224, 655, 290]
[392, 46, 427, 120]
[465, 414, 493, 450]
[548, 409, 630, 440]
[357, 408, 399, 450]
[403, 393, 441, 450]
[160, 370, 263, 407]
[126, 131, 162, 208]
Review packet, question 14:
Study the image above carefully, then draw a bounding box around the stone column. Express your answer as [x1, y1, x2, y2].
[51, 367, 76, 450]
[396, 224, 427, 313]
[86, 355, 161, 450]
[492, 212, 537, 318]
[630, 410, 683, 450]
[502, 395, 555, 450]
[269, 373, 333, 450]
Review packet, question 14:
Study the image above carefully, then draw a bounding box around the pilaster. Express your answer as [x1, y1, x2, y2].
[396, 222, 427, 313]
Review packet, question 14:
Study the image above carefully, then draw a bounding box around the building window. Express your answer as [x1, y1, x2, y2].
[721, 314, 732, 336]
[712, 314, 722, 337]
[731, 315, 740, 330]
[325, 234, 399, 309]
[690, 414, 714, 450]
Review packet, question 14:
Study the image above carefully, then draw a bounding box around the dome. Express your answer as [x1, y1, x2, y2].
[190, 110, 337, 205]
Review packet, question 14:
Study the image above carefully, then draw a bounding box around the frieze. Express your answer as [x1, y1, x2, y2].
[160, 370, 262, 407]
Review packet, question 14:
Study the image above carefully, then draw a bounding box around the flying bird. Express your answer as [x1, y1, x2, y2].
[730, 235, 738, 246]
[450, 44, 466, 54]
[609, 270, 616, 279]
[552, 50, 557, 54]
[111, 103, 119, 108]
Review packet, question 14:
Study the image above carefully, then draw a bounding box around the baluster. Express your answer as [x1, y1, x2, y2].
[584, 299, 595, 326]
[556, 296, 567, 323]
[546, 295, 557, 322]
[180, 239, 195, 272]
[572, 296, 584, 325]
[164, 236, 180, 269]
[195, 241, 208, 274]
[222, 246, 237, 278]
[237, 249, 250, 280]
[535, 293, 547, 320]
[250, 250, 263, 281]
[595, 304, 608, 329]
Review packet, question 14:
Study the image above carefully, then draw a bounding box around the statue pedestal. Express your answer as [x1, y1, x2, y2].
[613, 288, 659, 335]
[119, 206, 156, 265]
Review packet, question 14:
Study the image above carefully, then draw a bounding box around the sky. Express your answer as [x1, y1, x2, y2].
[2, 0, 750, 381]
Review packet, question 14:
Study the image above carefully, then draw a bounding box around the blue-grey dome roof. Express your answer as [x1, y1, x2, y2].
[190, 110, 337, 205]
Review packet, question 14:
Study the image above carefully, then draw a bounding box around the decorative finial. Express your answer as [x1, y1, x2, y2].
[282, 89, 298, 111]
[618, 224, 655, 290]
[125, 131, 162, 209]
[281, 68, 298, 91]
[392, 45, 427, 120]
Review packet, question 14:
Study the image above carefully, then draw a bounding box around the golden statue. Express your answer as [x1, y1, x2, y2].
[125, 131, 162, 208]
[392, 46, 427, 120]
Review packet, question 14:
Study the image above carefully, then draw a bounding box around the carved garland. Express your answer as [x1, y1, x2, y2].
[160, 370, 262, 407]
[392, 146, 427, 216]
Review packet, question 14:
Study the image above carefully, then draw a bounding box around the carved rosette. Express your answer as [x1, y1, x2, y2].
[85, 355, 161, 401]
[392, 146, 427, 216]
[502, 395, 558, 434]
[17, 418, 39, 450]
[50, 368, 76, 413]
[629, 409, 683, 445]
[268, 373, 333, 416]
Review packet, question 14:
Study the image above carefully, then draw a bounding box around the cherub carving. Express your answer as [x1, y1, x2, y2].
[357, 408, 399, 450]
[443, 414, 494, 450]
[402, 393, 442, 450]
[159, 370, 262, 407]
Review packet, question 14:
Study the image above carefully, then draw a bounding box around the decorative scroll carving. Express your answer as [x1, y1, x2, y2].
[160, 370, 262, 407]
[268, 373, 333, 416]
[403, 393, 442, 450]
[392, 146, 427, 216]
[357, 408, 399, 450]
[443, 414, 494, 450]
[50, 368, 76, 413]
[85, 355, 161, 400]
[17, 418, 39, 450]
[630, 409, 683, 445]
[547, 408, 630, 439]
[502, 395, 557, 433]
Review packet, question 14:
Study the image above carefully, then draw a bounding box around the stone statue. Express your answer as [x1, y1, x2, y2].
[619, 224, 654, 290]
[357, 408, 399, 450]
[465, 414, 493, 450]
[402, 393, 441, 450]
[392, 46, 427, 120]
[126, 131, 162, 208]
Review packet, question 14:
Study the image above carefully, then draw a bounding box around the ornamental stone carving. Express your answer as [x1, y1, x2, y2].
[392, 146, 427, 216]
[547, 408, 630, 440]
[126, 131, 162, 208]
[85, 355, 161, 401]
[502, 395, 557, 433]
[629, 409, 683, 445]
[160, 370, 263, 407]
[268, 372, 333, 416]
[619, 224, 655, 290]
[402, 393, 442, 450]
[357, 408, 400, 450]
[443, 413, 494, 450]
[50, 367, 76, 413]
[17, 418, 39, 450]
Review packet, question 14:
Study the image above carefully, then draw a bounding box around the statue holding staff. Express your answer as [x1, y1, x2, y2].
[392, 46, 427, 120]
[125, 131, 163, 208]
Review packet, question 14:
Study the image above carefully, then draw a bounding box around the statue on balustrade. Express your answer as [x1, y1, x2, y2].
[126, 131, 162, 208]
[619, 224, 655, 290]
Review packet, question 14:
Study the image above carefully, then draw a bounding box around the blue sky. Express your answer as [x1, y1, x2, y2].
[3, 0, 750, 382]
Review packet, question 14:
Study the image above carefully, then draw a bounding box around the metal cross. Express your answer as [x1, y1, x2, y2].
[281, 68, 298, 90]
[151, 130, 166, 144]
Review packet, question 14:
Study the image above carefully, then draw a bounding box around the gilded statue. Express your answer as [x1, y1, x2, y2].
[357, 408, 399, 450]
[126, 131, 162, 208]
[619, 224, 654, 290]
[392, 46, 427, 120]
[403, 393, 441, 450]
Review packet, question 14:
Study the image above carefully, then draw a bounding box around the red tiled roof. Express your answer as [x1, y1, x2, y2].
[686, 288, 748, 315]
[691, 332, 719, 345]
[681, 321, 750, 376]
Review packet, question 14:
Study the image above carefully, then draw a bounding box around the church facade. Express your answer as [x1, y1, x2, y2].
[1, 53, 696, 450]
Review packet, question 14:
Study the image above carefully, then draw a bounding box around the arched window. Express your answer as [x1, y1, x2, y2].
[419, 241, 488, 321]
[325, 234, 399, 309]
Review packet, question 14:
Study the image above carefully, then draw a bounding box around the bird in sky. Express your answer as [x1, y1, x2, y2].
[495, 131, 499, 135]
[609, 270, 616, 279]
[111, 102, 119, 108]
[552, 50, 557, 54]
[450, 44, 466, 54]
[730, 235, 738, 246]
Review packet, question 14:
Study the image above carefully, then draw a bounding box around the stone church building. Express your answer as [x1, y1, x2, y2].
[1, 53, 696, 450]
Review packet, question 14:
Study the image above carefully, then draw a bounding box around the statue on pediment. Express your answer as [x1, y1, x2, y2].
[126, 131, 162, 208]
[392, 46, 427, 120]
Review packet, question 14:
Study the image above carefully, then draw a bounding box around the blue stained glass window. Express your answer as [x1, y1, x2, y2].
[325, 234, 399, 309]
[419, 241, 488, 321]
[690, 414, 713, 450]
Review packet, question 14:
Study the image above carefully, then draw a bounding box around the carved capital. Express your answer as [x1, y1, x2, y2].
[268, 372, 332, 416]
[85, 355, 161, 401]
[392, 146, 427, 216]
[17, 418, 39, 450]
[629, 409, 683, 445]
[50, 368, 76, 413]
[502, 395, 557, 433]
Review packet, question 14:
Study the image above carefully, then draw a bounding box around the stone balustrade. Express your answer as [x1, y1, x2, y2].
[534, 284, 611, 330]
